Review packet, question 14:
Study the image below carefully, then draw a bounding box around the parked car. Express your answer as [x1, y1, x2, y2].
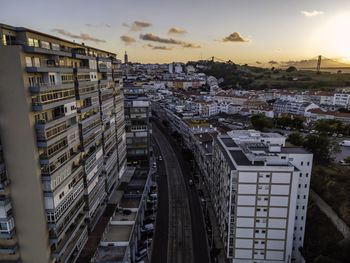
[339, 160, 350, 166]
[158, 156, 163, 161]
[339, 140, 350, 147]
[189, 179, 194, 186]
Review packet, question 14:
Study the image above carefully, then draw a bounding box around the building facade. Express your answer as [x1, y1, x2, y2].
[212, 131, 312, 262]
[0, 24, 126, 263]
[123, 84, 151, 167]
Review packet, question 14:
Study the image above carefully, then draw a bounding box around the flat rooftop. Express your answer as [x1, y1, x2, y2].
[103, 225, 133, 242]
[112, 211, 137, 222]
[119, 197, 141, 208]
[93, 246, 127, 262]
[221, 137, 238, 148]
[229, 150, 264, 166]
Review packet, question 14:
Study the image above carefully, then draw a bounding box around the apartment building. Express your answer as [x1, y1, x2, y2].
[0, 137, 18, 261]
[0, 24, 126, 263]
[212, 130, 312, 262]
[273, 100, 319, 117]
[333, 93, 350, 108]
[123, 84, 151, 166]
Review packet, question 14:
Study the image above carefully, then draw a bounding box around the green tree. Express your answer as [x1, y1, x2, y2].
[288, 132, 304, 146]
[314, 119, 344, 134]
[251, 114, 273, 131]
[303, 134, 340, 164]
[344, 156, 350, 163]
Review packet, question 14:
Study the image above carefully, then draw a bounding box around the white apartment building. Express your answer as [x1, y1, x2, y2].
[212, 130, 312, 263]
[333, 93, 350, 107]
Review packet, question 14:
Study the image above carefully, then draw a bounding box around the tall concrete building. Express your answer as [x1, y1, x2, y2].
[212, 130, 312, 262]
[0, 24, 126, 263]
[123, 84, 151, 166]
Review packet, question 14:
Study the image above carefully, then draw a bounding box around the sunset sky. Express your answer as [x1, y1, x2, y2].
[1, 0, 350, 64]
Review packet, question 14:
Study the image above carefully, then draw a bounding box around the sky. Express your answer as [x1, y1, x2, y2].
[1, 0, 350, 64]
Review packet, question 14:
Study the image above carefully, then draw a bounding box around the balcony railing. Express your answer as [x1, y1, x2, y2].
[30, 82, 75, 93]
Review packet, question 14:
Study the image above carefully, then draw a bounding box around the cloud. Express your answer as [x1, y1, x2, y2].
[120, 35, 136, 45]
[256, 61, 262, 65]
[301, 10, 324, 17]
[182, 43, 201, 48]
[52, 28, 106, 43]
[123, 21, 152, 31]
[168, 27, 187, 35]
[268, 60, 278, 65]
[145, 44, 172, 50]
[85, 23, 111, 28]
[140, 33, 200, 48]
[222, 32, 249, 42]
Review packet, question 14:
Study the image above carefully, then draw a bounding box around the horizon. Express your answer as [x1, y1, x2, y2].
[1, 0, 350, 64]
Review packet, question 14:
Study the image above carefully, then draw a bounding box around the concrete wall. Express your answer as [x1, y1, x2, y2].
[0, 45, 51, 263]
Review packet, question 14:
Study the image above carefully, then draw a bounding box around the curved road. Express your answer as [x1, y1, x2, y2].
[153, 124, 194, 263]
[152, 122, 210, 263]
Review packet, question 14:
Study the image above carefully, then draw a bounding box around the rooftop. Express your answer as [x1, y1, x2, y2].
[102, 225, 133, 243]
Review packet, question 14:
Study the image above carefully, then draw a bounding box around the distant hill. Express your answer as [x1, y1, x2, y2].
[281, 59, 350, 69]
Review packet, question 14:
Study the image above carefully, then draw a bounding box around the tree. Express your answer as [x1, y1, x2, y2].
[288, 132, 304, 146]
[344, 156, 350, 163]
[286, 66, 297, 72]
[313, 119, 344, 134]
[303, 134, 340, 164]
[251, 114, 273, 131]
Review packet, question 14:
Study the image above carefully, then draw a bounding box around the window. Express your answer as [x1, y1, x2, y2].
[34, 57, 40, 67]
[41, 41, 50, 49]
[28, 38, 39, 47]
[302, 205, 305, 210]
[307, 162, 310, 166]
[299, 173, 302, 178]
[52, 43, 60, 51]
[301, 161, 304, 166]
[304, 184, 308, 188]
[298, 184, 301, 188]
[306, 173, 309, 177]
[25, 57, 32, 67]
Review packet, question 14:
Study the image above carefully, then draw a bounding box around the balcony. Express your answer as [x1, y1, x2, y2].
[32, 97, 76, 111]
[51, 209, 86, 260]
[75, 82, 99, 100]
[48, 189, 84, 234]
[37, 123, 78, 148]
[30, 82, 75, 93]
[74, 66, 94, 73]
[22, 45, 72, 57]
[78, 102, 99, 114]
[61, 225, 88, 263]
[26, 60, 74, 73]
[80, 112, 100, 129]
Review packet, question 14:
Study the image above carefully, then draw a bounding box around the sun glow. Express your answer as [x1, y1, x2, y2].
[312, 12, 350, 61]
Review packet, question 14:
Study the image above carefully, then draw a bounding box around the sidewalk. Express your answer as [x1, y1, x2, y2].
[197, 178, 228, 263]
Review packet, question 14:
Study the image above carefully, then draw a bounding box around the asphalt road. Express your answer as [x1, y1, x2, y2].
[153, 124, 194, 263]
[151, 137, 169, 263]
[154, 122, 210, 263]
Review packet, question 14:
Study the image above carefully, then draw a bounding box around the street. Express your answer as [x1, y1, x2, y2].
[152, 121, 210, 263]
[153, 124, 194, 263]
[151, 137, 169, 263]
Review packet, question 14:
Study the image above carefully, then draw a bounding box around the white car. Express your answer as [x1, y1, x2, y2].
[158, 156, 163, 161]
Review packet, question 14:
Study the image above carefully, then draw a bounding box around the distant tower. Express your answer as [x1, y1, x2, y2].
[317, 55, 322, 74]
[124, 51, 128, 64]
